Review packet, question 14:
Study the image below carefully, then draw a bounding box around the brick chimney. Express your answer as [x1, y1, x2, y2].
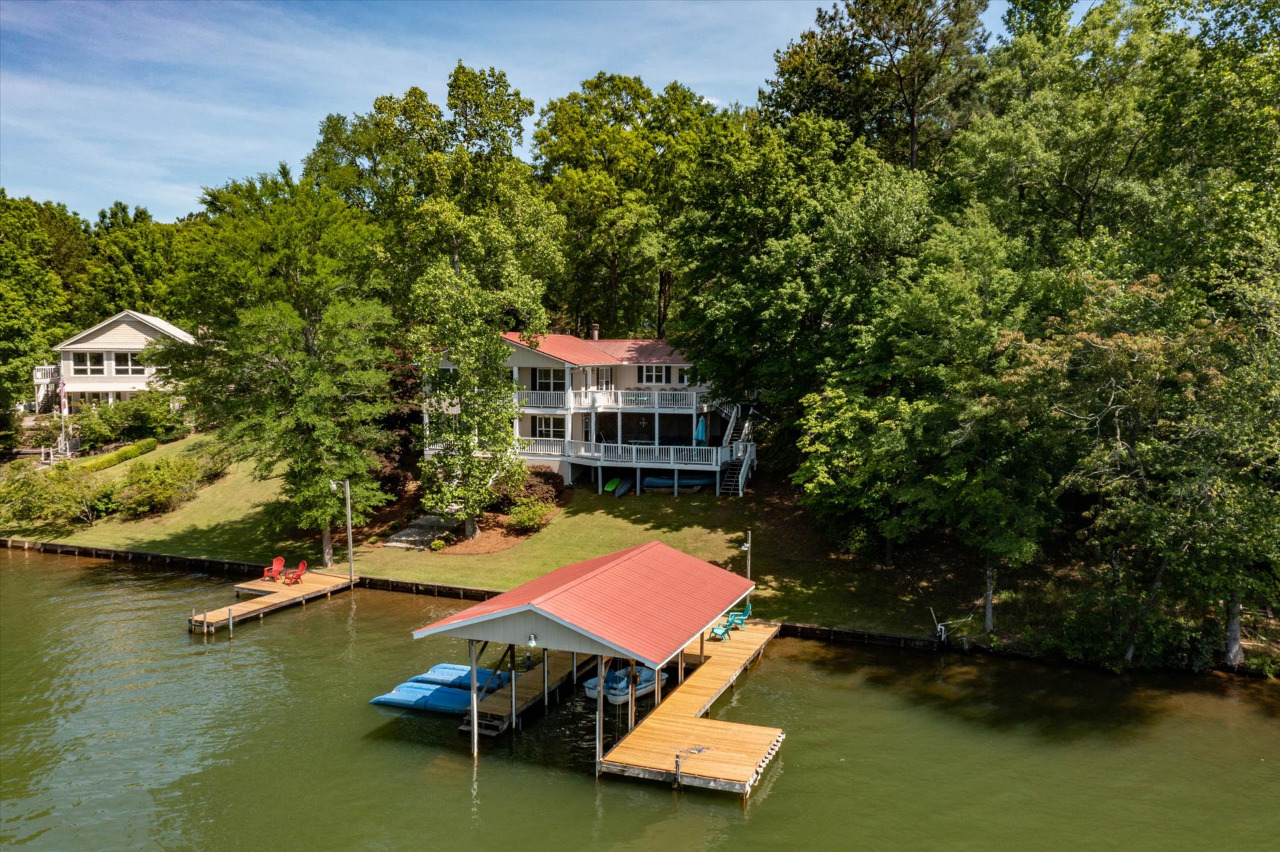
[590, 323, 599, 340]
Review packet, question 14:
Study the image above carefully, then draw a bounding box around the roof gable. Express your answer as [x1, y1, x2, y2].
[412, 542, 753, 667]
[55, 310, 194, 350]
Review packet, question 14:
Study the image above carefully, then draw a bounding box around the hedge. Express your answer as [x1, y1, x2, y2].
[73, 438, 158, 472]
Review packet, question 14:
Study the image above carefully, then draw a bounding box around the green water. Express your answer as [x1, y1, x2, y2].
[1, 550, 1276, 851]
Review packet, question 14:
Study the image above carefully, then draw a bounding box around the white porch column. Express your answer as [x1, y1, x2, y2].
[615, 411, 621, 445]
[674, 469, 679, 498]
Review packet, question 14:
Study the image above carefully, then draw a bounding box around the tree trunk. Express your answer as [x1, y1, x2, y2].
[908, 107, 919, 170]
[464, 516, 479, 540]
[883, 538, 895, 567]
[321, 526, 334, 567]
[1123, 558, 1168, 665]
[1225, 584, 1245, 668]
[984, 560, 994, 633]
[657, 268, 673, 338]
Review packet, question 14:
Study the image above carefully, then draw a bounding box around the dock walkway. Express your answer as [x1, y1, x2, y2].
[462, 650, 594, 736]
[600, 621, 782, 797]
[188, 570, 357, 633]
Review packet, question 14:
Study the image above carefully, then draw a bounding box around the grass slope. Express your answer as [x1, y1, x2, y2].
[2, 443, 956, 635]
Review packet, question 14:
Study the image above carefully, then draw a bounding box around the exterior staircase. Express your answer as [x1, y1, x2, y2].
[719, 405, 757, 497]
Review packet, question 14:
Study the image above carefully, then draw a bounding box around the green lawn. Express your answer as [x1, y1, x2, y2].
[4, 443, 959, 636]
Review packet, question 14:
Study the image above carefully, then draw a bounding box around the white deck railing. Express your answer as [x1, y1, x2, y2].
[545, 389, 708, 410]
[520, 438, 734, 468]
[33, 365, 60, 383]
[516, 390, 567, 408]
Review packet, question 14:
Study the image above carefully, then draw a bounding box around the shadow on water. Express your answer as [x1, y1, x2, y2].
[783, 639, 1280, 742]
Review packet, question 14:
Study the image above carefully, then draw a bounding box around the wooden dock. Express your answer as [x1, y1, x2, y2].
[461, 650, 595, 736]
[188, 570, 357, 634]
[600, 621, 783, 797]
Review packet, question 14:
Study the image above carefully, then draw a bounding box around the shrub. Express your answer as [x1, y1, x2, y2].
[190, 441, 233, 482]
[26, 417, 62, 448]
[73, 407, 117, 451]
[491, 466, 566, 510]
[115, 456, 202, 518]
[75, 439, 158, 472]
[429, 539, 446, 552]
[505, 497, 554, 532]
[0, 460, 115, 526]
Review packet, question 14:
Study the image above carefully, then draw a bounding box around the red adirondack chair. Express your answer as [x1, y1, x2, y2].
[263, 557, 286, 581]
[282, 560, 308, 585]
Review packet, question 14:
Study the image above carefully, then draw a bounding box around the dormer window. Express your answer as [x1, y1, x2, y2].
[72, 353, 105, 376]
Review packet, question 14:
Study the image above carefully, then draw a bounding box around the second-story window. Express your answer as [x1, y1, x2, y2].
[534, 416, 565, 438]
[534, 368, 565, 392]
[114, 353, 147, 376]
[72, 353, 105, 376]
[640, 366, 671, 385]
[677, 368, 691, 385]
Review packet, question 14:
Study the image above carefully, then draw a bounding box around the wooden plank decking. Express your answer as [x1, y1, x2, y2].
[188, 570, 357, 633]
[461, 650, 594, 736]
[600, 621, 783, 797]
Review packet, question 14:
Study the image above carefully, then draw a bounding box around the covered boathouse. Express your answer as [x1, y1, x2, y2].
[410, 541, 784, 798]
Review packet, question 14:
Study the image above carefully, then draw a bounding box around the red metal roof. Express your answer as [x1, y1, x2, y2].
[502, 333, 686, 366]
[411, 542, 753, 666]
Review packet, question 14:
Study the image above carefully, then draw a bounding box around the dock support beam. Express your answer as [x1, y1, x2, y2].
[628, 660, 636, 731]
[508, 643, 517, 733]
[469, 640, 479, 759]
[595, 655, 608, 776]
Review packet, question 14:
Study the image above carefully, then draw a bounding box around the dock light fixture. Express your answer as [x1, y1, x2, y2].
[328, 478, 355, 584]
[528, 633, 538, 648]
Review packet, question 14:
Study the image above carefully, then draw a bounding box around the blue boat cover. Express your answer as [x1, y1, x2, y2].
[409, 664, 510, 691]
[369, 682, 473, 714]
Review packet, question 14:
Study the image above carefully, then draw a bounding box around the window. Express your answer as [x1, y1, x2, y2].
[114, 352, 146, 375]
[534, 416, 565, 439]
[639, 366, 671, 385]
[596, 367, 613, 391]
[72, 352, 105, 376]
[534, 368, 565, 392]
[676, 368, 691, 385]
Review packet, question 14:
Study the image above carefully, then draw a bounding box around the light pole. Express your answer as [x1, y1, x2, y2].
[329, 478, 354, 583]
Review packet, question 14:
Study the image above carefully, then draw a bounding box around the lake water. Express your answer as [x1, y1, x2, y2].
[1, 549, 1276, 851]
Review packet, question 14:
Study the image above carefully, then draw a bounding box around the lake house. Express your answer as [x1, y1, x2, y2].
[435, 326, 757, 497]
[32, 310, 193, 414]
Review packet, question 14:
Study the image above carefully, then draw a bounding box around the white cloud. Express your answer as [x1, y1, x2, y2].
[0, 0, 820, 219]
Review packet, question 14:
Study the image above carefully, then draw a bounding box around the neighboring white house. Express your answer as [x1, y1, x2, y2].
[33, 310, 194, 414]
[433, 326, 758, 497]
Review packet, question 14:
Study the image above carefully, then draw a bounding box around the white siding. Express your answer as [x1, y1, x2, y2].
[59, 317, 163, 352]
[430, 610, 642, 662]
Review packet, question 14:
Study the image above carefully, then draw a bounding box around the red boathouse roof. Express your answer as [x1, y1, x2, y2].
[501, 332, 686, 366]
[411, 542, 752, 668]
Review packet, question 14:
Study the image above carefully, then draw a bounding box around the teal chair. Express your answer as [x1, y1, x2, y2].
[725, 601, 752, 630]
[711, 622, 732, 641]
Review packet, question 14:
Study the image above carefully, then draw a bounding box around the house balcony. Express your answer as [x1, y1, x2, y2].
[515, 389, 712, 411]
[515, 390, 567, 409]
[33, 365, 60, 384]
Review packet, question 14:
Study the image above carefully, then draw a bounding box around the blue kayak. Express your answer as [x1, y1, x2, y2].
[409, 664, 510, 691]
[614, 476, 634, 497]
[369, 682, 473, 714]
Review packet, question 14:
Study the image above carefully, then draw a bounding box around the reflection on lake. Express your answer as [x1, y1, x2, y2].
[1, 549, 1275, 851]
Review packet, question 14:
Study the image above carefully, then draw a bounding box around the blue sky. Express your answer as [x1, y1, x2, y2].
[1, 0, 1011, 222]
